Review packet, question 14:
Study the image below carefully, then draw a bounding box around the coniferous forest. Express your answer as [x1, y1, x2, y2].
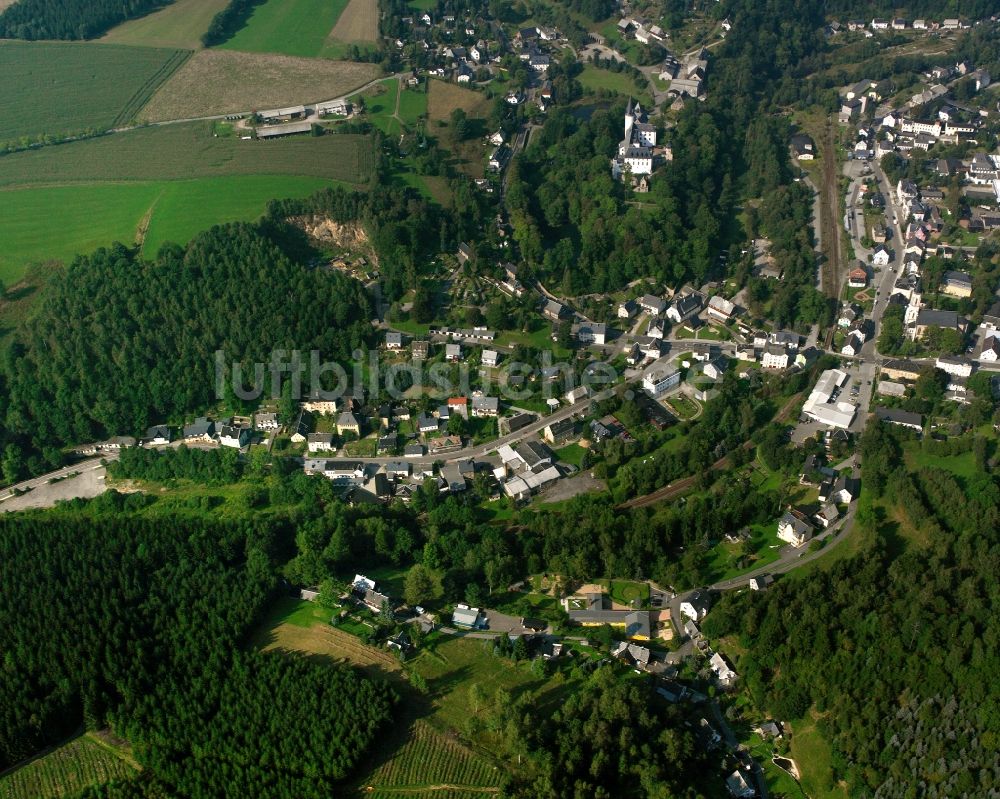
[0, 512, 395, 797]
[0, 0, 175, 40]
[0, 222, 372, 455]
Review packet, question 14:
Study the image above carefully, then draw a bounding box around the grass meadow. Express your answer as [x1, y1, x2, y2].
[0, 41, 189, 142]
[0, 123, 374, 188]
[0, 733, 137, 799]
[100, 0, 230, 49]
[219, 0, 350, 57]
[0, 175, 333, 282]
[323, 0, 380, 56]
[139, 49, 380, 121]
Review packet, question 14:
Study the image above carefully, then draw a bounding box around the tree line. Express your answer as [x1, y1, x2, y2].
[0, 0, 174, 39]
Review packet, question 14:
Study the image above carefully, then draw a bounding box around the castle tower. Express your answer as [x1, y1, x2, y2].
[624, 97, 635, 146]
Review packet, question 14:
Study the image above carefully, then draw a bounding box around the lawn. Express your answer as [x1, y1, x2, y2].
[139, 49, 380, 121]
[554, 443, 587, 467]
[0, 174, 334, 282]
[704, 521, 784, 585]
[0, 123, 374, 188]
[606, 579, 650, 607]
[742, 732, 808, 799]
[0, 733, 137, 799]
[789, 713, 849, 799]
[353, 79, 401, 134]
[397, 85, 429, 126]
[577, 64, 645, 99]
[100, 0, 230, 49]
[218, 0, 350, 57]
[0, 41, 189, 142]
[903, 444, 978, 482]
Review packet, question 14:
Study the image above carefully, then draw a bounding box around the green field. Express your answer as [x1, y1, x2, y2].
[0, 734, 137, 799]
[554, 443, 587, 466]
[578, 64, 649, 103]
[354, 79, 402, 134]
[0, 175, 333, 282]
[101, 0, 230, 49]
[219, 0, 349, 57]
[0, 124, 373, 188]
[397, 86, 429, 126]
[0, 41, 190, 143]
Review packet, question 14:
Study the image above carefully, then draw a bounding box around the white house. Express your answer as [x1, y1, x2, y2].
[482, 349, 499, 367]
[777, 509, 814, 546]
[643, 367, 681, 397]
[219, 425, 250, 448]
[565, 386, 590, 404]
[666, 293, 702, 324]
[761, 344, 790, 370]
[980, 335, 1000, 362]
[935, 355, 972, 378]
[706, 295, 736, 323]
[307, 433, 334, 453]
[680, 589, 713, 621]
[872, 246, 891, 266]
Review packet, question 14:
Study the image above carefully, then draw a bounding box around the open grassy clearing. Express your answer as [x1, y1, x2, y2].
[0, 41, 189, 142]
[353, 79, 401, 134]
[789, 714, 849, 799]
[577, 64, 645, 98]
[0, 733, 137, 799]
[139, 49, 381, 121]
[219, 0, 349, 58]
[427, 80, 491, 122]
[326, 0, 380, 49]
[0, 123, 374, 188]
[100, 0, 229, 49]
[0, 174, 333, 282]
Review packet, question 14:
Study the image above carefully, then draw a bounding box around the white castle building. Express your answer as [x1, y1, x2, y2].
[612, 98, 656, 180]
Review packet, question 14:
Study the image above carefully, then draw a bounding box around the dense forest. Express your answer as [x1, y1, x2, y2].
[703, 420, 1000, 797]
[0, 0, 174, 39]
[0, 512, 395, 796]
[0, 222, 372, 458]
[503, 669, 723, 797]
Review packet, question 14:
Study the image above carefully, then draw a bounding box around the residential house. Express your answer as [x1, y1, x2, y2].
[482, 349, 499, 367]
[707, 295, 736, 323]
[411, 340, 430, 359]
[666, 293, 702, 324]
[143, 425, 171, 445]
[183, 417, 215, 441]
[219, 425, 250, 448]
[417, 414, 439, 434]
[935, 354, 972, 378]
[980, 335, 1000, 362]
[761, 344, 790, 370]
[882, 358, 922, 382]
[749, 574, 774, 591]
[940, 270, 973, 298]
[710, 652, 737, 684]
[307, 433, 335, 453]
[573, 322, 607, 346]
[440, 463, 468, 492]
[791, 133, 816, 160]
[726, 770, 755, 798]
[543, 418, 576, 445]
[910, 309, 966, 340]
[815, 502, 841, 528]
[777, 509, 814, 546]
[337, 412, 361, 437]
[876, 406, 923, 431]
[471, 396, 499, 417]
[254, 412, 279, 431]
[445, 343, 462, 361]
[679, 589, 713, 621]
[385, 331, 404, 350]
[618, 299, 639, 319]
[643, 367, 681, 397]
[848, 265, 868, 287]
[872, 246, 891, 266]
[637, 294, 667, 315]
[542, 300, 567, 322]
[565, 385, 590, 405]
[428, 435, 463, 455]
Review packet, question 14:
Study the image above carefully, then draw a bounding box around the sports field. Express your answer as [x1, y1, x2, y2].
[0, 123, 374, 187]
[101, 0, 230, 49]
[0, 41, 189, 142]
[0, 175, 334, 282]
[0, 733, 137, 799]
[219, 0, 350, 57]
[139, 49, 380, 121]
